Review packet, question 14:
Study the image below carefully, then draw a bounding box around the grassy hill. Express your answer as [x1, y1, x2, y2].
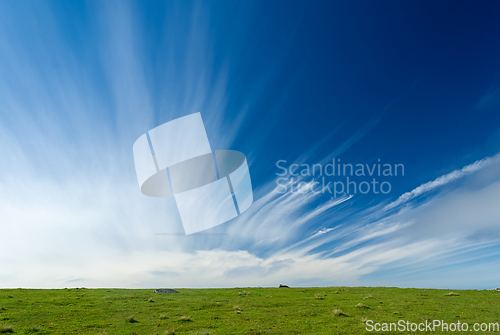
[0, 287, 499, 334]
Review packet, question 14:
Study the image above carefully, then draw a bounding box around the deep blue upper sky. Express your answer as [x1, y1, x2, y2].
[135, 0, 500, 194]
[4, 0, 500, 190]
[1, 0, 500, 288]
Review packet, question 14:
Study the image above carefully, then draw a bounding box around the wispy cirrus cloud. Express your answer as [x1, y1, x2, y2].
[476, 87, 500, 110]
[384, 153, 500, 211]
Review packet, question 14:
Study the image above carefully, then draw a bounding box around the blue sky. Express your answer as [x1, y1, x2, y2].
[1, 0, 500, 289]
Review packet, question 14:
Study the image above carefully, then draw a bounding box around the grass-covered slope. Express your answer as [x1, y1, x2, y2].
[0, 287, 499, 334]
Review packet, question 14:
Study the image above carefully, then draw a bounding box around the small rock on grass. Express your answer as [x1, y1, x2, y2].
[154, 289, 179, 294]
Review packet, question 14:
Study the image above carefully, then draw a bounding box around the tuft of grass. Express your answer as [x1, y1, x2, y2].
[355, 303, 370, 309]
[361, 316, 368, 322]
[363, 294, 373, 300]
[126, 316, 139, 323]
[159, 313, 169, 320]
[446, 292, 460, 296]
[238, 291, 251, 296]
[0, 326, 14, 333]
[163, 329, 175, 335]
[26, 326, 40, 333]
[233, 306, 242, 314]
[332, 309, 346, 316]
[148, 297, 154, 303]
[179, 315, 192, 322]
[314, 293, 325, 300]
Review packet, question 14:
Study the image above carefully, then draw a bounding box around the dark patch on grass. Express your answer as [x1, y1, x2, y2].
[25, 326, 40, 333]
[127, 316, 139, 323]
[0, 326, 14, 333]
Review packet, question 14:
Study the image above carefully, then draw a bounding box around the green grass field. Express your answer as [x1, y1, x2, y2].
[0, 287, 499, 334]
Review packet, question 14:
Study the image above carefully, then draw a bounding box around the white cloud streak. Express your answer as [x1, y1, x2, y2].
[385, 153, 500, 211]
